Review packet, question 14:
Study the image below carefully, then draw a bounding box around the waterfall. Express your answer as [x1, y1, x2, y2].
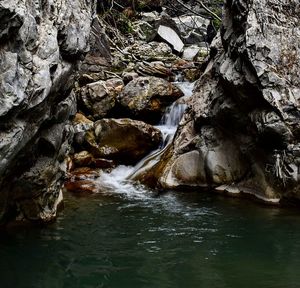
[95, 81, 195, 197]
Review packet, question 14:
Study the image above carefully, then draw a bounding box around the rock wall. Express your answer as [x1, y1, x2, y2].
[155, 0, 300, 203]
[0, 0, 96, 224]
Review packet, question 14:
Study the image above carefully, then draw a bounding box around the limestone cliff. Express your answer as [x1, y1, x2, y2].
[0, 0, 96, 224]
[155, 0, 300, 203]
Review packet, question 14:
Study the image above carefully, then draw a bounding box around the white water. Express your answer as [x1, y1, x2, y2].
[96, 81, 195, 200]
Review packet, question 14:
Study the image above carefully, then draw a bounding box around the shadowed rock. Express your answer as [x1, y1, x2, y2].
[85, 118, 162, 165]
[0, 0, 96, 224]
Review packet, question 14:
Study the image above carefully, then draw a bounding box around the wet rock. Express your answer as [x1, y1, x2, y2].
[85, 118, 162, 165]
[73, 151, 94, 167]
[118, 76, 184, 123]
[158, 125, 248, 189]
[93, 158, 116, 169]
[65, 167, 101, 195]
[162, 150, 206, 188]
[71, 150, 116, 169]
[68, 167, 101, 180]
[77, 78, 124, 119]
[64, 180, 99, 194]
[13, 158, 64, 222]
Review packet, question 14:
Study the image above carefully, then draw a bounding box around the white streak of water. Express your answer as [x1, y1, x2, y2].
[95, 81, 195, 202]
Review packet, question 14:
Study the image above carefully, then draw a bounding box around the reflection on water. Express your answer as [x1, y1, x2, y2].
[1, 190, 300, 288]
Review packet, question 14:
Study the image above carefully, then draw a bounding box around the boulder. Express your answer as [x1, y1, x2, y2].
[78, 17, 112, 75]
[68, 167, 101, 180]
[150, 124, 249, 189]
[118, 76, 184, 123]
[64, 166, 102, 194]
[162, 150, 207, 188]
[183, 68, 201, 82]
[77, 78, 124, 119]
[71, 150, 116, 169]
[157, 25, 184, 52]
[85, 118, 162, 165]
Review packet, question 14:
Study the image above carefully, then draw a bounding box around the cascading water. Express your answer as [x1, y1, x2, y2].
[96, 81, 195, 199]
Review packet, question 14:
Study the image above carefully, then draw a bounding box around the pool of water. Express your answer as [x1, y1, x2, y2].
[1, 189, 300, 288]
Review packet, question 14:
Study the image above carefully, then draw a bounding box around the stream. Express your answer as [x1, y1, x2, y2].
[1, 82, 300, 288]
[96, 81, 194, 196]
[1, 192, 300, 288]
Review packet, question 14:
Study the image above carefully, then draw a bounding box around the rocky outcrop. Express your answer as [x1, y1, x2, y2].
[143, 0, 300, 203]
[0, 0, 96, 224]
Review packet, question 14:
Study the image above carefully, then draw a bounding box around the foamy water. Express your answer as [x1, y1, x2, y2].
[95, 81, 195, 202]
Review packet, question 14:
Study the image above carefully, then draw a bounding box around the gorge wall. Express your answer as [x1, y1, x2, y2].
[152, 0, 300, 203]
[1, 0, 299, 226]
[0, 0, 96, 224]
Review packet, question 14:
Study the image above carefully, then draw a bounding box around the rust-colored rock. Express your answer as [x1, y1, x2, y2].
[64, 180, 99, 194]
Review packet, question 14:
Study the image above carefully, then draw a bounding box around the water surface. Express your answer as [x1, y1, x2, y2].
[1, 190, 300, 288]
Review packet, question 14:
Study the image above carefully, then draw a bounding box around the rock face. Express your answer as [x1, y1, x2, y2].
[0, 0, 96, 224]
[145, 0, 300, 203]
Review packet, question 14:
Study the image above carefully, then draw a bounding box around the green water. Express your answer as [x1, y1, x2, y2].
[1, 191, 300, 288]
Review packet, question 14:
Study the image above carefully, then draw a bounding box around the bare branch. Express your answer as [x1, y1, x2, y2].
[171, 0, 222, 22]
[195, 0, 222, 22]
